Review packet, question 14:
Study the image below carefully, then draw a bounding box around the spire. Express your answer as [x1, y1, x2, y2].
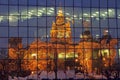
[57, 7, 64, 16]
[56, 7, 65, 25]
[57, 2, 63, 16]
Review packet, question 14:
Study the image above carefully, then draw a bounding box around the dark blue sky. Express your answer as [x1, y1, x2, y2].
[0, 0, 120, 7]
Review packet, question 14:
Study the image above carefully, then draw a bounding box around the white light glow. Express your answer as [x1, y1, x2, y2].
[96, 18, 99, 20]
[105, 30, 108, 32]
[38, 13, 42, 16]
[65, 13, 70, 15]
[38, 10, 44, 13]
[28, 12, 33, 15]
[80, 34, 83, 38]
[96, 34, 99, 37]
[83, 13, 88, 16]
[105, 12, 107, 14]
[66, 17, 71, 20]
[0, 16, 3, 22]
[32, 71, 34, 74]
[95, 12, 99, 14]
[0, 7, 116, 23]
[119, 49, 120, 56]
[102, 14, 106, 16]
[42, 8, 46, 10]
[50, 8, 54, 10]
[47, 12, 51, 15]
[79, 17, 82, 20]
[48, 10, 54, 13]
[73, 15, 77, 18]
[93, 14, 97, 16]
[108, 9, 112, 12]
[9, 16, 15, 22]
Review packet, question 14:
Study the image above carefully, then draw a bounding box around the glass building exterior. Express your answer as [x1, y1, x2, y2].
[0, 0, 120, 79]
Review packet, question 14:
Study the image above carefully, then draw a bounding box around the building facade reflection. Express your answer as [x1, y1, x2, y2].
[8, 8, 118, 73]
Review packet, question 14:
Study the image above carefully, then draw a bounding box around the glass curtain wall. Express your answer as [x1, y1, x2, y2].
[0, 0, 120, 79]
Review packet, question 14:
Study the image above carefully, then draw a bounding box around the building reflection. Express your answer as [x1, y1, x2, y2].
[8, 8, 118, 74]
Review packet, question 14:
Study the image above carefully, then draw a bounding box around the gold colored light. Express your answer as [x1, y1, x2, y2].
[31, 53, 37, 57]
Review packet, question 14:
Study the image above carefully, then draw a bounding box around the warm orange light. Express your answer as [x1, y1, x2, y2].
[8, 7, 118, 74]
[32, 71, 34, 74]
[103, 57, 105, 61]
[75, 59, 78, 62]
[85, 58, 88, 61]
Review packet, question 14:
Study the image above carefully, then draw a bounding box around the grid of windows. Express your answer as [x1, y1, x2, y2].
[0, 0, 120, 79]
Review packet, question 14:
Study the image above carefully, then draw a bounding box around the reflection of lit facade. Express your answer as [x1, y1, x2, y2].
[8, 8, 118, 73]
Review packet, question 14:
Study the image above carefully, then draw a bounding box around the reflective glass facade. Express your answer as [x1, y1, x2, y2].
[0, 0, 120, 79]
